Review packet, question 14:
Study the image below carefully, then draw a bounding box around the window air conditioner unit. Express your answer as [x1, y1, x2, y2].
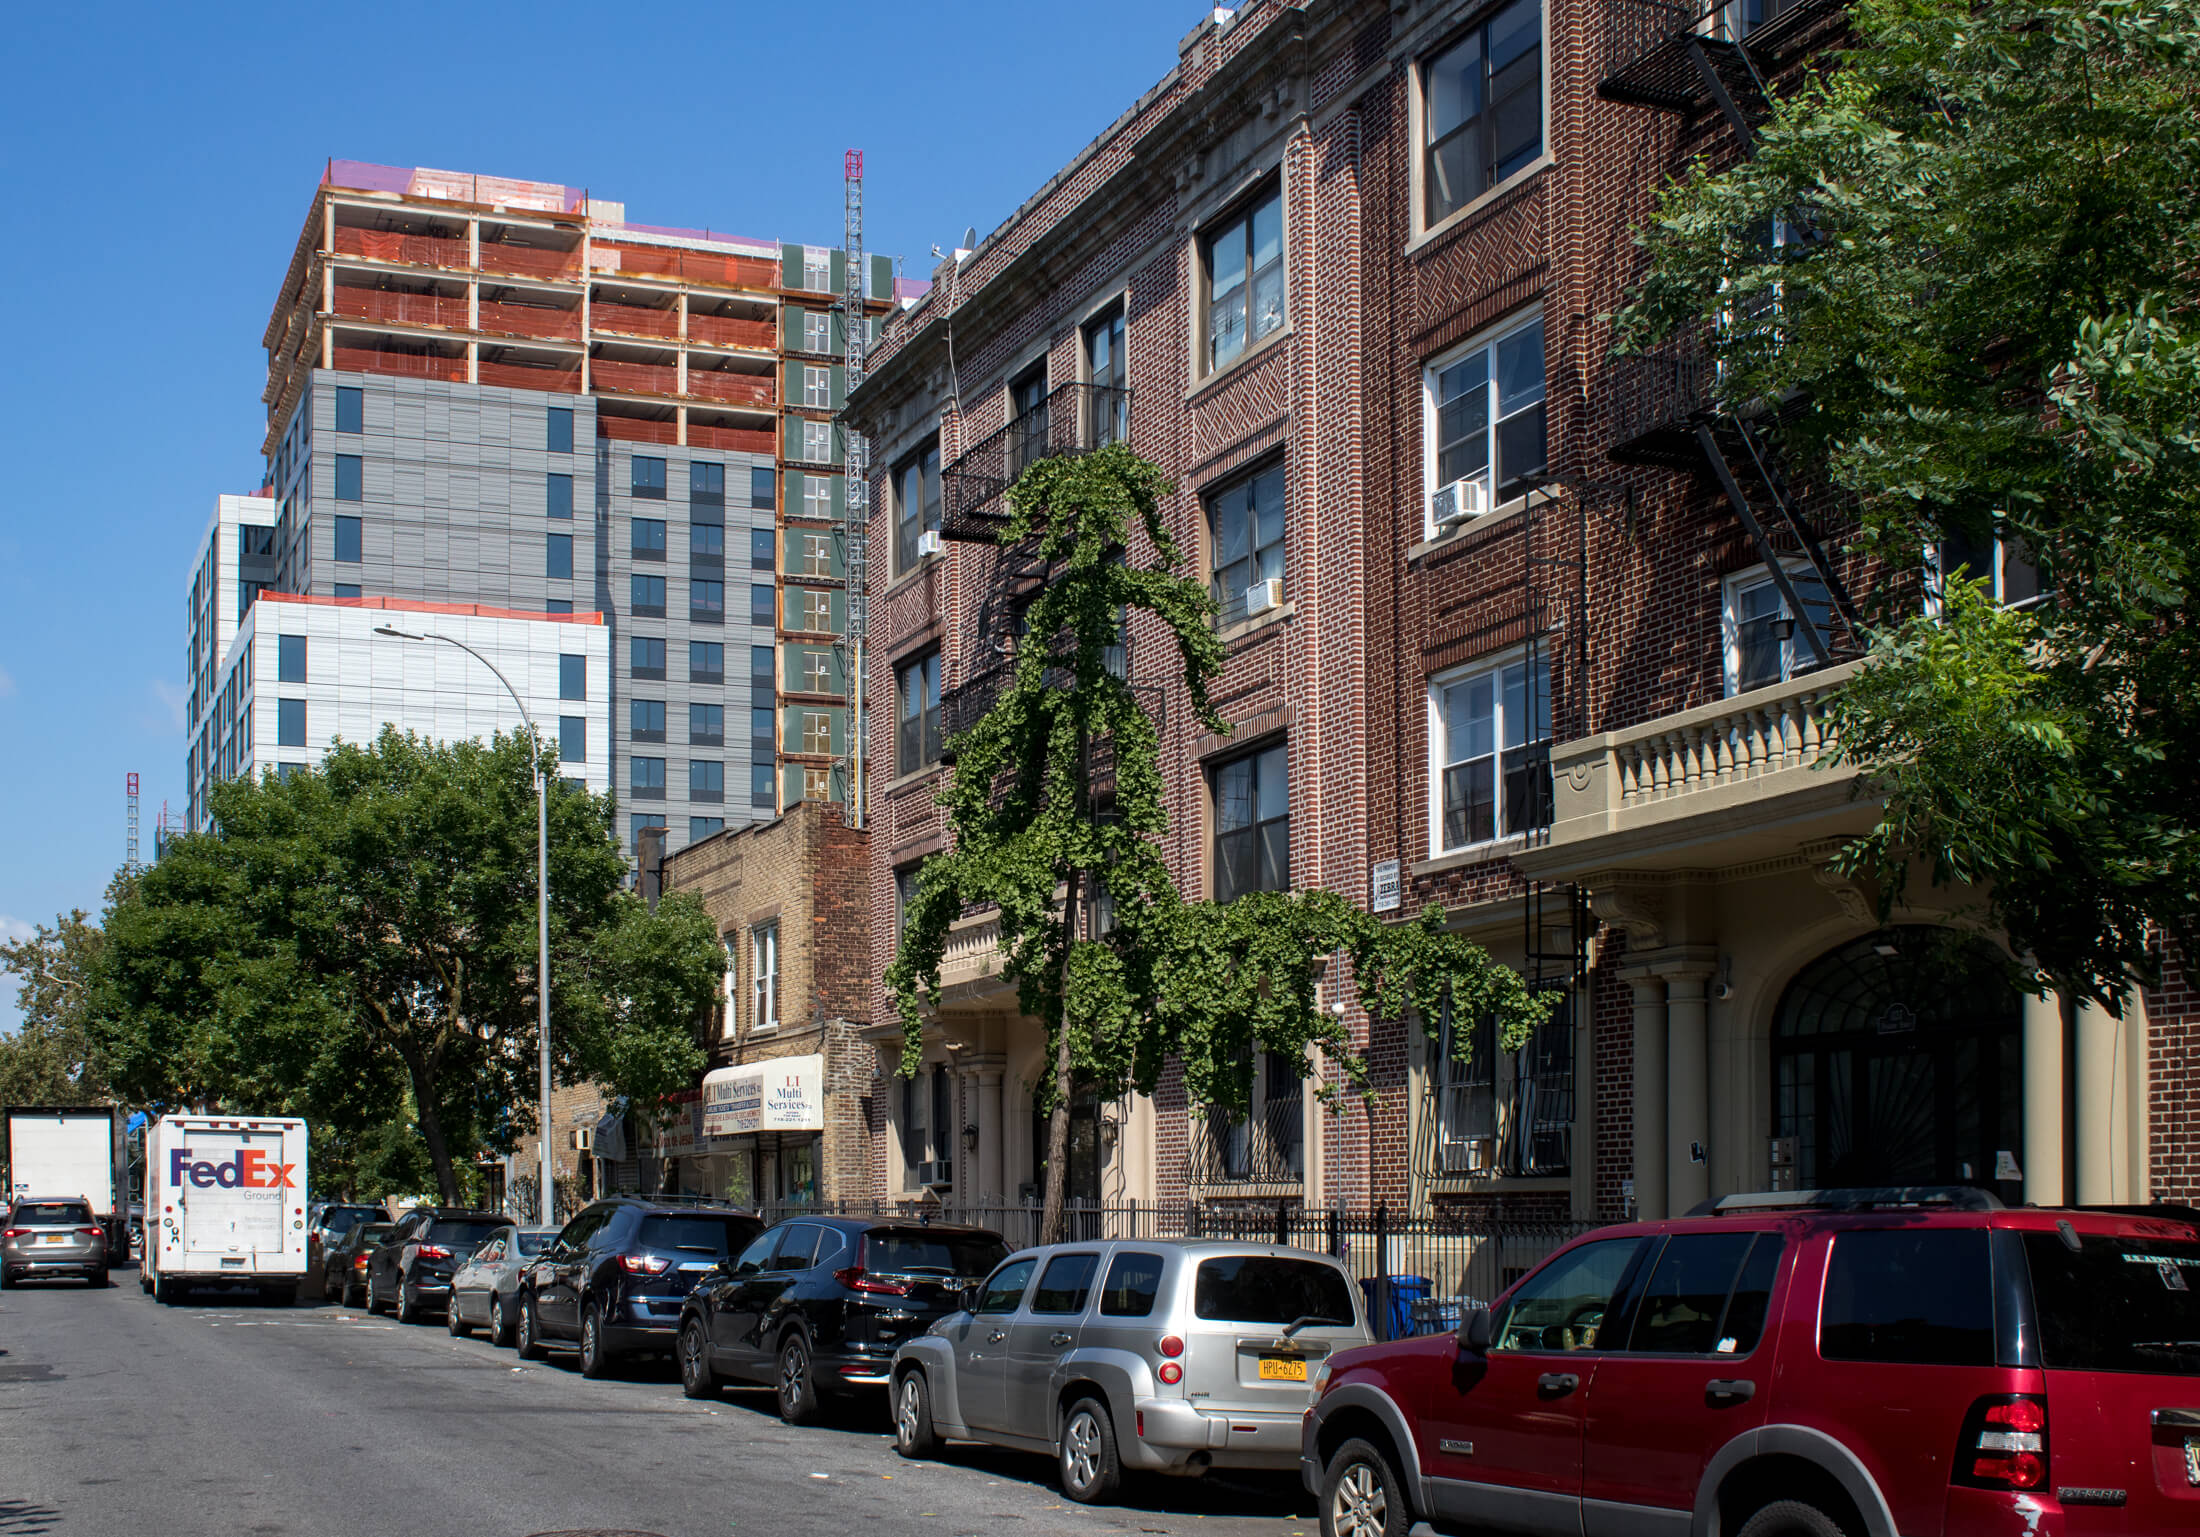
[1244, 578, 1284, 617]
[570, 1127, 594, 1152]
[917, 530, 945, 559]
[1432, 477, 1489, 528]
[916, 1159, 954, 1189]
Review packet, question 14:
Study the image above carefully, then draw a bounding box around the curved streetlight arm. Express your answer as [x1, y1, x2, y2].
[373, 625, 542, 777]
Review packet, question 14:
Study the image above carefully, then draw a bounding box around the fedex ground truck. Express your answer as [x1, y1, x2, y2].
[141, 1114, 309, 1304]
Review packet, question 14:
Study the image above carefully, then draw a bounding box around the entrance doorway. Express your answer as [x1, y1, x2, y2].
[1771, 927, 2023, 1197]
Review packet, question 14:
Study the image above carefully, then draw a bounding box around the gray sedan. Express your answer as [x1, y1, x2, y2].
[446, 1224, 558, 1344]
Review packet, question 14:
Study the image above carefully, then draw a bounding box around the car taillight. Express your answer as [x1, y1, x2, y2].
[1158, 1334, 1184, 1358]
[1158, 1361, 1183, 1385]
[416, 1244, 451, 1260]
[1954, 1394, 2048, 1491]
[79, 1227, 105, 1239]
[618, 1254, 669, 1275]
[833, 1266, 912, 1296]
[1, 1229, 27, 1240]
[354, 1256, 370, 1272]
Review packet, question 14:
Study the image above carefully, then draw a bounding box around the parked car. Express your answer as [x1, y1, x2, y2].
[302, 1202, 386, 1300]
[678, 1217, 1009, 1422]
[891, 1238, 1368, 1503]
[1300, 1187, 2200, 1537]
[515, 1197, 763, 1377]
[322, 1221, 395, 1306]
[447, 1224, 559, 1344]
[366, 1206, 505, 1323]
[2, 1197, 110, 1287]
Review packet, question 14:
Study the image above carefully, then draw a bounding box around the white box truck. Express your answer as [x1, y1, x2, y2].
[5, 1105, 127, 1262]
[141, 1114, 310, 1304]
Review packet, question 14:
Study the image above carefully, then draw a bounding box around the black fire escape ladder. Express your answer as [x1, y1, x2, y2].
[1725, 414, 1864, 643]
[1683, 31, 1773, 150]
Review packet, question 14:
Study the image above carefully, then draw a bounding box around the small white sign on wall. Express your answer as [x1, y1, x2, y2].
[1371, 859, 1402, 914]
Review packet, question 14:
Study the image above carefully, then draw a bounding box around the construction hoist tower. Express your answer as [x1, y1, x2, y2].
[125, 772, 141, 875]
[833, 149, 870, 826]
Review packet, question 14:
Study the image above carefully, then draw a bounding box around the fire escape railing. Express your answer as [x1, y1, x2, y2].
[940, 381, 1131, 543]
[1597, 0, 1849, 147]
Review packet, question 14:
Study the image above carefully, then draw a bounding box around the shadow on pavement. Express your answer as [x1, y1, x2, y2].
[0, 1499, 62, 1534]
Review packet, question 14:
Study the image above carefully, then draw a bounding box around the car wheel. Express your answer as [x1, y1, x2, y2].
[679, 1319, 720, 1400]
[1059, 1396, 1122, 1504]
[579, 1297, 614, 1379]
[894, 1370, 939, 1459]
[1320, 1437, 1408, 1537]
[154, 1276, 176, 1306]
[489, 1294, 514, 1347]
[515, 1294, 546, 1361]
[1736, 1501, 1852, 1537]
[366, 1274, 388, 1315]
[93, 1268, 114, 1288]
[447, 1296, 471, 1337]
[396, 1277, 421, 1325]
[140, 1268, 153, 1295]
[776, 1333, 820, 1425]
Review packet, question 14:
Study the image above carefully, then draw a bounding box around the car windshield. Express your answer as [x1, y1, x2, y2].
[638, 1214, 761, 1258]
[514, 1232, 554, 1257]
[2025, 1230, 2200, 1376]
[863, 1231, 1011, 1277]
[1194, 1256, 1356, 1326]
[423, 1219, 503, 1246]
[322, 1207, 378, 1235]
[12, 1202, 92, 1225]
[353, 1224, 395, 1248]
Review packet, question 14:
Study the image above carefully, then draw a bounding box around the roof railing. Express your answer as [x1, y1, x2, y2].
[1686, 1185, 2006, 1217]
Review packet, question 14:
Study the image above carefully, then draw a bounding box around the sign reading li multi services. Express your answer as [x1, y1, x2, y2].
[701, 1055, 825, 1137]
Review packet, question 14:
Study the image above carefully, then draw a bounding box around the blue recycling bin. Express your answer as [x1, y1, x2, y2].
[1360, 1274, 1431, 1340]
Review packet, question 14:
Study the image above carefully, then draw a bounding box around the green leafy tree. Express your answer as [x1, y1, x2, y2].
[1616, 0, 2200, 1002]
[92, 727, 715, 1202]
[889, 443, 1550, 1241]
[0, 902, 112, 1106]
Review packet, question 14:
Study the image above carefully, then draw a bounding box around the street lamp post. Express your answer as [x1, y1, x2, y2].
[374, 625, 555, 1223]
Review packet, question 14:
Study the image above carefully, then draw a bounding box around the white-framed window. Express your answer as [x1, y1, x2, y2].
[802, 247, 832, 292]
[803, 310, 833, 353]
[803, 365, 831, 408]
[803, 473, 834, 519]
[1423, 310, 1545, 537]
[1420, 0, 1544, 229]
[750, 923, 779, 1033]
[802, 419, 834, 463]
[1929, 529, 2041, 613]
[721, 933, 739, 1038]
[894, 440, 942, 574]
[1428, 652, 1552, 854]
[1427, 987, 1573, 1179]
[1207, 460, 1287, 627]
[801, 648, 833, 694]
[1723, 564, 1832, 696]
[1200, 182, 1285, 374]
[796, 530, 832, 578]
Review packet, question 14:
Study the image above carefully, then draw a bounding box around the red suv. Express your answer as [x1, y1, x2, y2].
[1301, 1188, 2200, 1537]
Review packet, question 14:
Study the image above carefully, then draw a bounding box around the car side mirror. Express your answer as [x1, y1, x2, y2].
[1456, 1307, 1493, 1354]
[962, 1283, 984, 1313]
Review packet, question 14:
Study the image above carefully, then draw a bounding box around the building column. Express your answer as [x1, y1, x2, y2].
[2125, 990, 2152, 1204]
[1627, 975, 1669, 1219]
[2022, 988, 2066, 1207]
[2075, 995, 2123, 1205]
[979, 1068, 1005, 1205]
[1667, 973, 1713, 1215]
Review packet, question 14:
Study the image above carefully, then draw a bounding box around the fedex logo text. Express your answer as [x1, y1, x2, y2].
[167, 1146, 296, 1191]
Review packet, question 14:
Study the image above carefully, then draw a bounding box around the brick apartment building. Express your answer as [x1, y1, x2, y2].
[655, 803, 879, 1206]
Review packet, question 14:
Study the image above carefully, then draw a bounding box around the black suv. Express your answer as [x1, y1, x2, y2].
[366, 1207, 506, 1323]
[677, 1216, 1009, 1423]
[516, 1197, 763, 1377]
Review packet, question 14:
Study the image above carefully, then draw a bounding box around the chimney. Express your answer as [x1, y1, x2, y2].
[636, 825, 667, 910]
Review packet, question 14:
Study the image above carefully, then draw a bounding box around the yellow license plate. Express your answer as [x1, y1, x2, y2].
[1258, 1356, 1307, 1382]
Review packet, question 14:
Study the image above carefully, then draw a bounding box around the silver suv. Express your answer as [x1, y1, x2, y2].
[890, 1238, 1369, 1503]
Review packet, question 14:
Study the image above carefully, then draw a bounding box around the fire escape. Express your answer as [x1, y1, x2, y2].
[1598, 0, 1865, 664]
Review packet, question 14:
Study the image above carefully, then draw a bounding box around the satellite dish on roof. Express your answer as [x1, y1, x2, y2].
[962, 226, 977, 250]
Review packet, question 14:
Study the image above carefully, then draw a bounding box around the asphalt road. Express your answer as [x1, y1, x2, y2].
[0, 1275, 1322, 1537]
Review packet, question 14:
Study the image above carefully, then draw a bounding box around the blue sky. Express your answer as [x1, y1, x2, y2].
[0, 0, 1208, 1030]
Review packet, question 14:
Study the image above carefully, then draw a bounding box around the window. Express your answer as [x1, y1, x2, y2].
[803, 365, 832, 408]
[1210, 1049, 1306, 1182]
[335, 454, 363, 501]
[630, 698, 666, 742]
[1821, 1229, 1993, 1366]
[631, 518, 666, 559]
[896, 651, 941, 775]
[690, 816, 724, 841]
[335, 386, 363, 433]
[752, 706, 777, 749]
[1009, 365, 1049, 476]
[334, 515, 362, 563]
[631, 456, 667, 500]
[802, 420, 834, 463]
[558, 654, 587, 701]
[546, 534, 573, 580]
[1422, 0, 1543, 227]
[333, 583, 361, 599]
[802, 248, 832, 292]
[749, 465, 776, 510]
[895, 863, 923, 937]
[976, 1257, 1037, 1316]
[631, 574, 666, 615]
[690, 522, 725, 563]
[1207, 461, 1286, 625]
[547, 473, 574, 520]
[690, 641, 724, 683]
[547, 406, 573, 453]
[690, 703, 724, 745]
[800, 648, 834, 694]
[751, 759, 776, 807]
[894, 441, 943, 572]
[1622, 1232, 1774, 1355]
[1031, 1253, 1100, 1315]
[795, 589, 835, 634]
[277, 698, 306, 747]
[690, 461, 724, 506]
[690, 760, 724, 802]
[901, 1064, 953, 1185]
[1431, 653, 1551, 850]
[277, 635, 307, 684]
[803, 310, 832, 353]
[691, 579, 725, 624]
[1084, 307, 1128, 446]
[1932, 528, 2041, 611]
[1724, 566, 1832, 694]
[630, 757, 666, 799]
[630, 813, 666, 851]
[750, 645, 775, 688]
[1213, 742, 1288, 901]
[1100, 1252, 1165, 1317]
[1192, 1256, 1356, 1327]
[1493, 1237, 1645, 1353]
[1426, 312, 1546, 529]
[547, 599, 573, 615]
[631, 635, 666, 679]
[803, 765, 832, 802]
[750, 923, 779, 1031]
[1432, 995, 1497, 1174]
[2022, 1230, 2200, 1376]
[796, 530, 832, 577]
[800, 472, 834, 519]
[751, 583, 777, 626]
[558, 715, 586, 764]
[801, 710, 833, 755]
[751, 528, 776, 571]
[1202, 185, 1285, 372]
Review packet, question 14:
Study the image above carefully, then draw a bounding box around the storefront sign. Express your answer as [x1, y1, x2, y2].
[702, 1054, 825, 1136]
[652, 1090, 704, 1158]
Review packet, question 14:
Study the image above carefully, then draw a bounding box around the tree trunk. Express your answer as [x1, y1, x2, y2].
[399, 1044, 461, 1205]
[1038, 868, 1080, 1247]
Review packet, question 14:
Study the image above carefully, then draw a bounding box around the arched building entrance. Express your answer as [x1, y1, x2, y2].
[1771, 927, 2024, 1197]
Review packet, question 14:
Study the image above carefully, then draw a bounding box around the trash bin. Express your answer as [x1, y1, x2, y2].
[1360, 1274, 1431, 1341]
